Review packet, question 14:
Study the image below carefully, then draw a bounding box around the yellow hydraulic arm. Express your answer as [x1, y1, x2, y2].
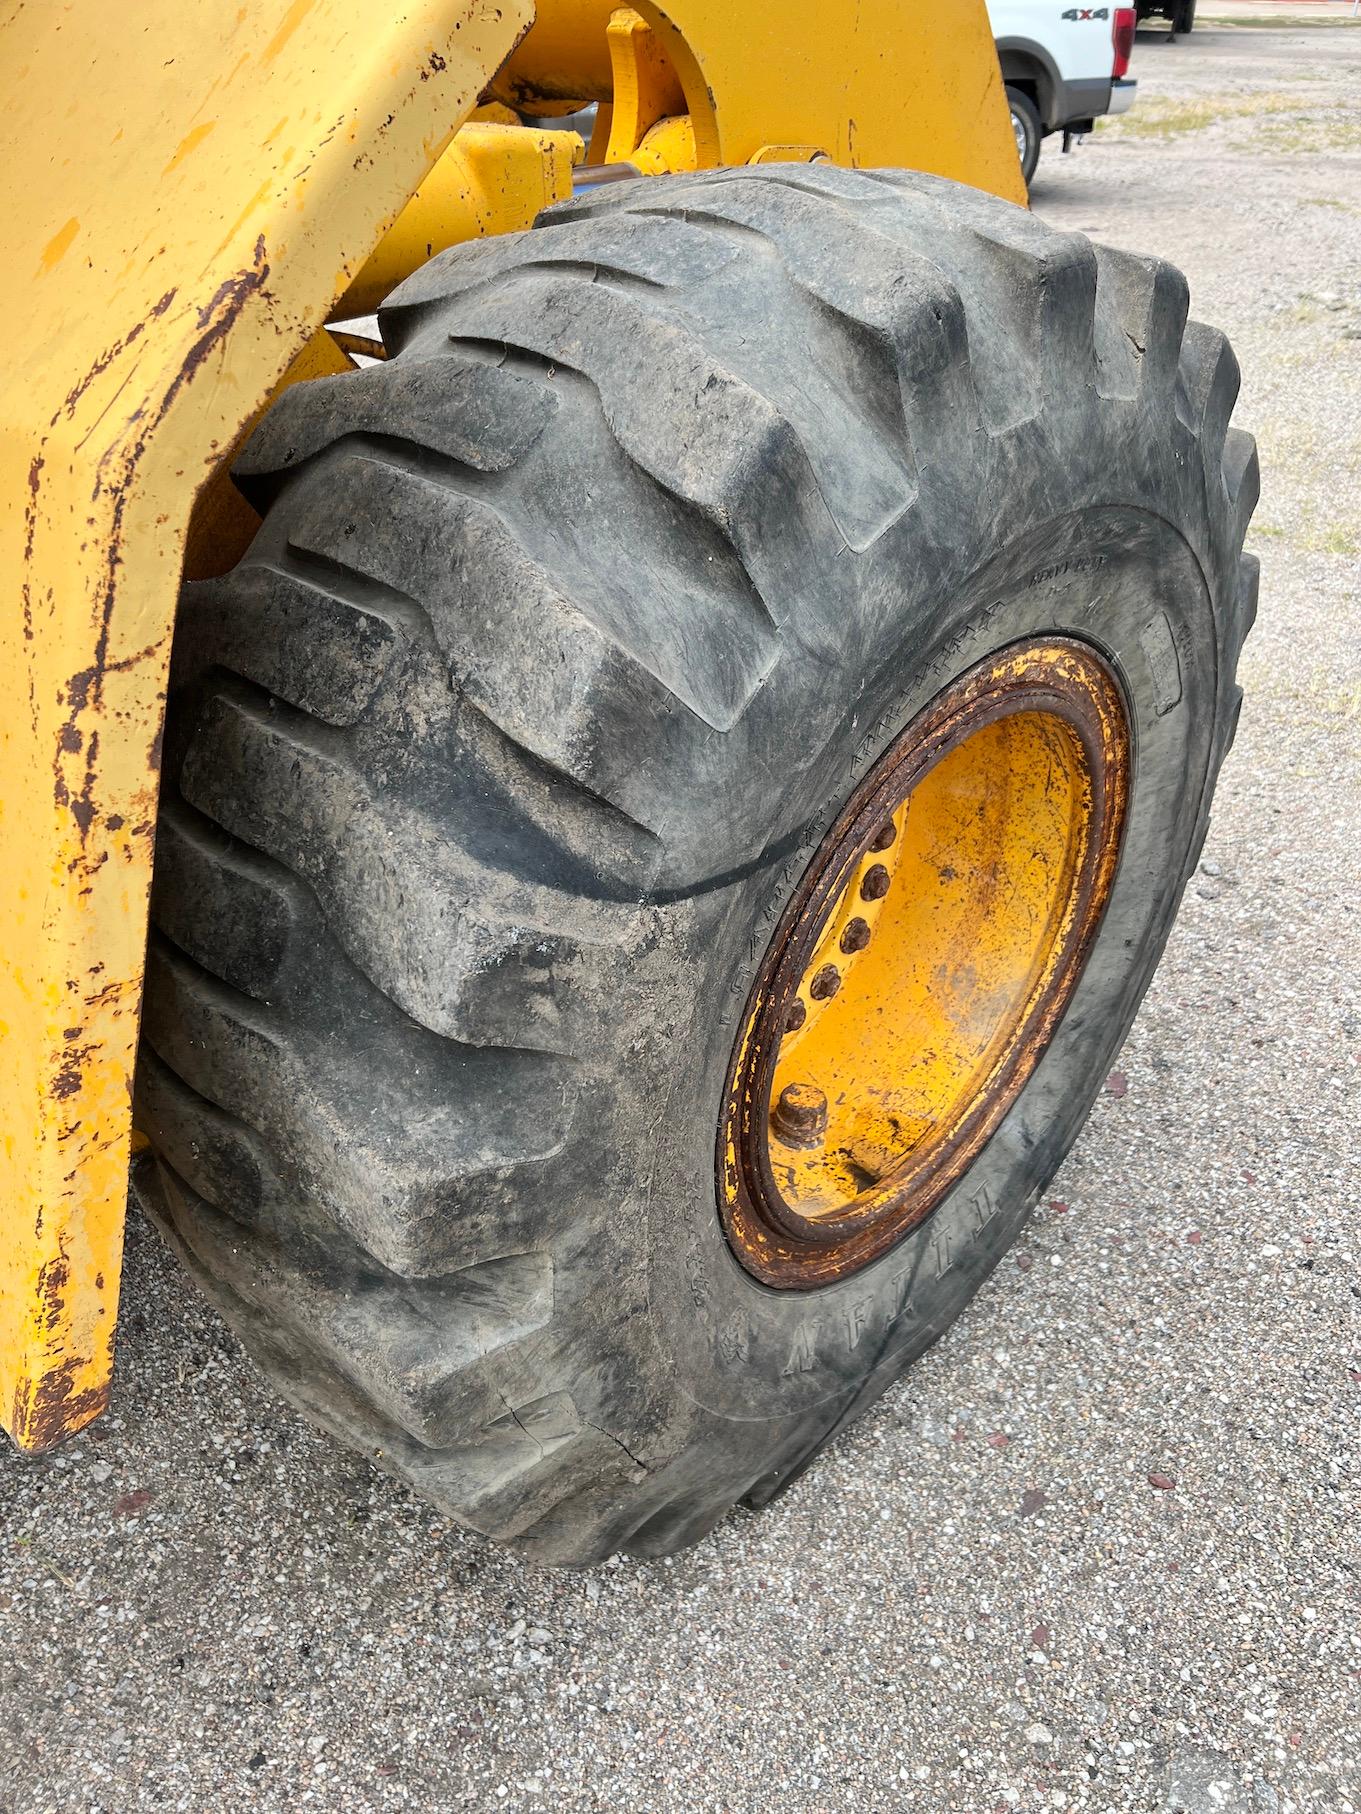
[0, 0, 1021, 1452]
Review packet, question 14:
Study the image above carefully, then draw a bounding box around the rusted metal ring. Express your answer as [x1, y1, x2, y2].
[717, 638, 1130, 1290]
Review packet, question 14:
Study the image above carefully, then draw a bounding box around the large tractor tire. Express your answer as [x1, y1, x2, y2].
[134, 167, 1258, 1564]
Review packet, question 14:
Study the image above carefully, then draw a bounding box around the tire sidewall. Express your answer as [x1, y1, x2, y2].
[1006, 86, 1042, 185]
[639, 506, 1217, 1425]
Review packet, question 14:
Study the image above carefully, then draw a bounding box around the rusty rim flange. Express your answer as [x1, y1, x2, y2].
[717, 638, 1131, 1290]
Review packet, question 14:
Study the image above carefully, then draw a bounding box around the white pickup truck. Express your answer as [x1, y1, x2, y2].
[987, 2, 1139, 184]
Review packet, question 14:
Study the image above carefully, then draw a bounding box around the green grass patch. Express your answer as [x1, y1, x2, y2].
[1257, 114, 1361, 153]
[1318, 522, 1361, 557]
[1196, 13, 1361, 27]
[1253, 508, 1360, 559]
[1099, 90, 1317, 140]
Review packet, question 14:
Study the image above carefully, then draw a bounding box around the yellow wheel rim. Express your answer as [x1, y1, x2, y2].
[719, 639, 1130, 1289]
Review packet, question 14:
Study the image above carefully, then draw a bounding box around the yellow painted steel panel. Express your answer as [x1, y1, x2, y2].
[503, 0, 1026, 203]
[0, 0, 532, 1450]
[340, 121, 583, 317]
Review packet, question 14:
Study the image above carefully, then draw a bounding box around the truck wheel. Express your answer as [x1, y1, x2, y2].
[135, 166, 1257, 1564]
[1006, 85, 1043, 185]
[1171, 0, 1196, 37]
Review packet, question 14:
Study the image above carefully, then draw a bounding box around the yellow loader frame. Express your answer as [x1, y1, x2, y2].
[0, 0, 1023, 1451]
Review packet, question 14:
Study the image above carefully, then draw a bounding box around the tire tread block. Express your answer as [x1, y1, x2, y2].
[177, 684, 632, 1050]
[142, 935, 572, 1276]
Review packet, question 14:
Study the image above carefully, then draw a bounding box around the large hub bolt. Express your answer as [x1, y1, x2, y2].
[771, 1083, 829, 1149]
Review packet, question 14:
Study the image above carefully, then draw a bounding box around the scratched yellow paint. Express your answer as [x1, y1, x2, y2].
[0, 0, 531, 1451]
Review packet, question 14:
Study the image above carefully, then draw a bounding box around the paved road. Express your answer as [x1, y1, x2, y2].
[3, 13, 1358, 1812]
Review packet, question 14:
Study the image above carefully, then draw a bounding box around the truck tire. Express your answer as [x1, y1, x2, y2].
[135, 166, 1257, 1564]
[1005, 84, 1043, 185]
[1171, 0, 1196, 37]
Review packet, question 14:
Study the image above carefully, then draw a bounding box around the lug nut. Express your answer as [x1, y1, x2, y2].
[870, 821, 897, 851]
[840, 917, 871, 954]
[771, 1082, 829, 1148]
[808, 963, 841, 1000]
[860, 863, 891, 901]
[784, 998, 807, 1034]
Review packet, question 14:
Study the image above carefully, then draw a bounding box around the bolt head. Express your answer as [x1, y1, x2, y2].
[808, 963, 842, 1001]
[860, 863, 891, 901]
[840, 916, 871, 955]
[772, 1082, 829, 1148]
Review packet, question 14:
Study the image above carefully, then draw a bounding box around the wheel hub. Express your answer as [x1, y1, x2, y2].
[718, 639, 1130, 1289]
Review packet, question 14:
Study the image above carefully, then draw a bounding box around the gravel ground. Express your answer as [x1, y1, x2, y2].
[3, 14, 1358, 1813]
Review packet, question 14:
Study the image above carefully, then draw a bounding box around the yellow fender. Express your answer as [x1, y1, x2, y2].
[0, 0, 534, 1450]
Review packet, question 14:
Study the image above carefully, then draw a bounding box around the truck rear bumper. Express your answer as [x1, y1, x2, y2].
[1051, 75, 1110, 129]
[1110, 78, 1139, 115]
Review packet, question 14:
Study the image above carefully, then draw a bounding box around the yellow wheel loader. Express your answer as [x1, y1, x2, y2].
[1, 0, 1257, 1561]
